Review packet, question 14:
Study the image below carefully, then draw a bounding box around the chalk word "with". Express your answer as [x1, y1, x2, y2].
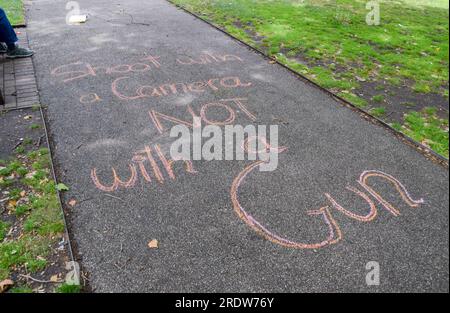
[176, 52, 243, 65]
[91, 144, 197, 192]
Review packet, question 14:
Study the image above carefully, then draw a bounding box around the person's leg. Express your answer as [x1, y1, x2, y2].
[0, 7, 33, 58]
[0, 42, 7, 53]
[0, 8, 19, 49]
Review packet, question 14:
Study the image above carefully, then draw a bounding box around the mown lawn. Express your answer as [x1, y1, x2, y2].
[172, 0, 449, 158]
[0, 0, 25, 26]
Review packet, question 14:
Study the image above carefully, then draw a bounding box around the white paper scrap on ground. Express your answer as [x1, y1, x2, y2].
[68, 15, 88, 24]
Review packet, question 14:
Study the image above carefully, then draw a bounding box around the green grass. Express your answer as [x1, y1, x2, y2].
[0, 221, 10, 241]
[371, 95, 385, 103]
[370, 106, 387, 117]
[56, 283, 82, 293]
[15, 145, 25, 154]
[402, 0, 449, 9]
[0, 237, 50, 278]
[338, 91, 368, 108]
[9, 286, 33, 293]
[173, 0, 448, 96]
[391, 107, 449, 157]
[173, 0, 449, 158]
[0, 0, 25, 26]
[0, 148, 65, 283]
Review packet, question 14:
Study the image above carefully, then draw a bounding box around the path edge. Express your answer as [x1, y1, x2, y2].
[16, 2, 82, 290]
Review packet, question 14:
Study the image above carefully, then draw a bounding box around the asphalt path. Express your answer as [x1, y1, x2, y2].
[26, 0, 449, 292]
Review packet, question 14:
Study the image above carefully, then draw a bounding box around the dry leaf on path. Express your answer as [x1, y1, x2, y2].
[148, 239, 158, 249]
[68, 199, 77, 207]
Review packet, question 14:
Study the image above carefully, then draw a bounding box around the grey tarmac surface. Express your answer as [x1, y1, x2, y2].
[26, 0, 448, 292]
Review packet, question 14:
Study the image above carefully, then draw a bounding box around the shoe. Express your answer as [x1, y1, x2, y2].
[6, 46, 34, 59]
[0, 43, 7, 54]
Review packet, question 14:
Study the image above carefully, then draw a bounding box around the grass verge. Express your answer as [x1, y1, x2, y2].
[0, 111, 77, 293]
[0, 0, 25, 26]
[172, 0, 449, 158]
[391, 107, 449, 157]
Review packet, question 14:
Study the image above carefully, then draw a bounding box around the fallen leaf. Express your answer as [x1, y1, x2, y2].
[0, 279, 14, 293]
[56, 183, 70, 192]
[7, 200, 17, 209]
[68, 199, 77, 207]
[148, 239, 158, 249]
[50, 275, 59, 282]
[20, 191, 26, 197]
